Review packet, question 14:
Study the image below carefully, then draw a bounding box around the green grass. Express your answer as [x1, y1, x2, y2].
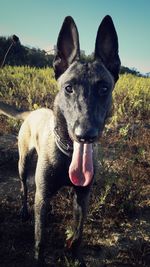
[0, 66, 58, 110]
[112, 73, 150, 124]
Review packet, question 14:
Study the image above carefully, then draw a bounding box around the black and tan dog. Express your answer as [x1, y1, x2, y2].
[0, 16, 120, 267]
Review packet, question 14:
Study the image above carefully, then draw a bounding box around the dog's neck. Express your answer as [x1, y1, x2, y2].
[53, 104, 73, 157]
[54, 127, 73, 157]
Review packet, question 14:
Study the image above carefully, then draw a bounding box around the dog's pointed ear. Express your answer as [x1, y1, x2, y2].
[53, 16, 80, 79]
[95, 15, 121, 82]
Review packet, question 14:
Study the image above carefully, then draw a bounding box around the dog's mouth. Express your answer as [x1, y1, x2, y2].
[69, 141, 94, 187]
[68, 126, 100, 187]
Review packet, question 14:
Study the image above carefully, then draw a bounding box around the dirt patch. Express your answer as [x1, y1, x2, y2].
[0, 133, 18, 166]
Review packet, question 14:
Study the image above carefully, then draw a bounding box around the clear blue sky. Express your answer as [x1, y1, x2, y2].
[0, 0, 150, 73]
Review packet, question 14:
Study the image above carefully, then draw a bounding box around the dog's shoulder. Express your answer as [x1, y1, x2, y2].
[20, 108, 54, 137]
[26, 108, 54, 124]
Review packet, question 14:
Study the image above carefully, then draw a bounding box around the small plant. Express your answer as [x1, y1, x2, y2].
[58, 256, 81, 267]
[98, 184, 111, 206]
[119, 124, 130, 138]
[65, 227, 74, 249]
[64, 256, 81, 267]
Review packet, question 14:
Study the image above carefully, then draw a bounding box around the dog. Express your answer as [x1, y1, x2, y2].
[0, 15, 120, 267]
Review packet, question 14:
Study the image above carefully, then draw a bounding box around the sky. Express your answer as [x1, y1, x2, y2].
[0, 0, 150, 74]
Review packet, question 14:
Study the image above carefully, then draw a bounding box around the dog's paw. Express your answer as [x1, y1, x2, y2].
[65, 248, 87, 267]
[33, 256, 47, 267]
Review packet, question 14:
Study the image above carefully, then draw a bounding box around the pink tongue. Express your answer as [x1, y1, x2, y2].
[69, 141, 94, 187]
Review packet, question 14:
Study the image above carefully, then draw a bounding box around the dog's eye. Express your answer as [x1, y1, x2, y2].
[65, 85, 73, 94]
[96, 81, 109, 96]
[99, 86, 109, 95]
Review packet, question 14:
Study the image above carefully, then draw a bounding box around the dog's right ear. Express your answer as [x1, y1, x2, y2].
[53, 16, 80, 79]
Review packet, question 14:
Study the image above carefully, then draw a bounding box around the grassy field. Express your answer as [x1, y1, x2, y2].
[0, 66, 150, 266]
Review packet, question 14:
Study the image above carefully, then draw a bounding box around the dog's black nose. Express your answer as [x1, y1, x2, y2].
[75, 127, 98, 143]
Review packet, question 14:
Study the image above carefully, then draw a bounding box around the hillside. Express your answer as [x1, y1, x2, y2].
[0, 36, 54, 68]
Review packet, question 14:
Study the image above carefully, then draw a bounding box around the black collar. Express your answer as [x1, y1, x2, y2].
[54, 127, 73, 157]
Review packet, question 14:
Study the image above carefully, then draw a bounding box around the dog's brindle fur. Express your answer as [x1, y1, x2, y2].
[0, 16, 120, 266]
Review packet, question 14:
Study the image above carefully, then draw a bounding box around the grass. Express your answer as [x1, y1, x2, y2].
[0, 66, 58, 110]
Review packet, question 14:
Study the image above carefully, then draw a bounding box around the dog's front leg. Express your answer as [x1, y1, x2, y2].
[34, 159, 50, 267]
[34, 191, 48, 267]
[70, 187, 90, 267]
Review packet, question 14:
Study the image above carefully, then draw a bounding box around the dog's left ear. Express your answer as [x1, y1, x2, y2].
[95, 15, 121, 82]
[53, 16, 80, 79]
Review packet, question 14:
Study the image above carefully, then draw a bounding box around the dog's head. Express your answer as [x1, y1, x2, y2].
[53, 16, 120, 186]
[53, 15, 120, 143]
